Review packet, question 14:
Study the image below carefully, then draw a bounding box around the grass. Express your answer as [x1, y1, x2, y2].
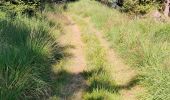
[71, 14, 120, 100]
[67, 0, 170, 99]
[0, 10, 64, 99]
[1, 0, 170, 99]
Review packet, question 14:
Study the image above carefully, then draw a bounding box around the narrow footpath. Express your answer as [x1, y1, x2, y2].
[48, 13, 87, 100]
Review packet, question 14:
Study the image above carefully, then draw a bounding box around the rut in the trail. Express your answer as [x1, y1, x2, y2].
[95, 30, 142, 100]
[84, 18, 143, 100]
[60, 15, 87, 100]
[48, 13, 87, 100]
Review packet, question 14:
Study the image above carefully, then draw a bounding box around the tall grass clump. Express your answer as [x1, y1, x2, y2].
[68, 0, 170, 99]
[0, 12, 62, 99]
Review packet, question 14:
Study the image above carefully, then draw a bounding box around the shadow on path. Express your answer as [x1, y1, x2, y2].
[82, 68, 143, 94]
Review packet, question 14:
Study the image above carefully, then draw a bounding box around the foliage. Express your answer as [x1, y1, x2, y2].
[122, 0, 159, 14]
[97, 0, 163, 15]
[0, 0, 39, 15]
[0, 0, 77, 15]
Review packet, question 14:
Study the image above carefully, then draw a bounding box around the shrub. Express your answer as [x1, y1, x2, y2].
[0, 0, 39, 15]
[122, 0, 156, 14]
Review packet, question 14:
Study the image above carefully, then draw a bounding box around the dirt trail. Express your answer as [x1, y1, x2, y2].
[84, 18, 143, 100]
[59, 15, 86, 74]
[48, 13, 87, 100]
[48, 12, 143, 99]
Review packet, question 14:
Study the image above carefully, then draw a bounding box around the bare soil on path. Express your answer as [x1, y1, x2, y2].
[48, 13, 87, 100]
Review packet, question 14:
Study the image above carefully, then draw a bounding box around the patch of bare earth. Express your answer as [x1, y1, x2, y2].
[48, 13, 87, 100]
[85, 18, 144, 100]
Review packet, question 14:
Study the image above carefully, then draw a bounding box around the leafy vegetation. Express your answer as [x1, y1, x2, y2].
[122, 0, 161, 14]
[97, 0, 164, 15]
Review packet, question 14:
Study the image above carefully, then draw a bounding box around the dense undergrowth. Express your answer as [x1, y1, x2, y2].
[0, 9, 63, 99]
[68, 0, 170, 99]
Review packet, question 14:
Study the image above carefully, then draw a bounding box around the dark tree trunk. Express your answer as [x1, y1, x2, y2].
[116, 0, 124, 6]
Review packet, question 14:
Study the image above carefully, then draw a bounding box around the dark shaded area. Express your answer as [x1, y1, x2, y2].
[116, 75, 144, 90]
[50, 70, 87, 99]
[95, 0, 123, 9]
[82, 68, 143, 94]
[0, 16, 72, 99]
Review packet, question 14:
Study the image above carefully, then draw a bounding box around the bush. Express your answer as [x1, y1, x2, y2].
[0, 0, 39, 15]
[122, 0, 156, 14]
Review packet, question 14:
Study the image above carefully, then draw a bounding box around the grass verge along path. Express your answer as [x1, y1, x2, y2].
[88, 19, 143, 100]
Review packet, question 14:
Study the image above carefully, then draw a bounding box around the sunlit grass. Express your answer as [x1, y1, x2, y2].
[72, 14, 120, 100]
[68, 0, 170, 99]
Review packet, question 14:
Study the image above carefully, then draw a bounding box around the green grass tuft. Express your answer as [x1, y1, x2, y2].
[0, 11, 63, 99]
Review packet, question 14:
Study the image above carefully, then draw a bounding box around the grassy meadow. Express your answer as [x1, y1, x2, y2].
[67, 0, 170, 99]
